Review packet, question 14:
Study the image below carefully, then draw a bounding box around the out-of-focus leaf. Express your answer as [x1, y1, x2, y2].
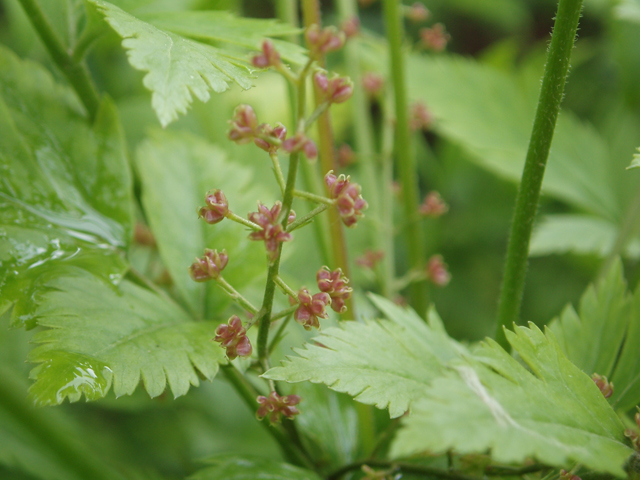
[0, 46, 133, 327]
[135, 130, 271, 319]
[392, 325, 632, 477]
[27, 267, 225, 405]
[89, 0, 305, 126]
[189, 456, 322, 480]
[264, 295, 469, 418]
[549, 260, 640, 412]
[406, 55, 619, 221]
[530, 214, 640, 258]
[629, 148, 640, 169]
[616, 0, 640, 22]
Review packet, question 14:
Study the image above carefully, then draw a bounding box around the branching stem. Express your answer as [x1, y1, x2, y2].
[215, 277, 259, 315]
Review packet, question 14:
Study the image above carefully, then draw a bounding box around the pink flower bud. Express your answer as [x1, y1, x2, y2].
[189, 249, 228, 282]
[337, 144, 356, 168]
[560, 471, 582, 480]
[420, 23, 450, 52]
[256, 392, 301, 424]
[254, 122, 287, 153]
[248, 202, 293, 263]
[314, 72, 354, 104]
[426, 255, 450, 287]
[294, 287, 331, 330]
[592, 373, 614, 399]
[251, 39, 281, 68]
[406, 3, 430, 23]
[282, 132, 318, 159]
[419, 191, 448, 217]
[317, 266, 353, 313]
[198, 189, 229, 224]
[227, 104, 259, 144]
[214, 315, 252, 360]
[355, 250, 384, 269]
[324, 170, 368, 227]
[362, 72, 384, 97]
[341, 16, 360, 38]
[409, 101, 434, 131]
[305, 24, 346, 57]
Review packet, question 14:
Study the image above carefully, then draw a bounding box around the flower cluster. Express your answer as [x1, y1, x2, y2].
[325, 171, 368, 227]
[420, 23, 451, 52]
[419, 191, 448, 217]
[282, 132, 318, 159]
[341, 16, 360, 38]
[356, 249, 384, 269]
[409, 101, 434, 131]
[305, 24, 345, 57]
[188, 249, 228, 282]
[405, 3, 430, 23]
[252, 40, 281, 68]
[317, 266, 352, 313]
[426, 255, 451, 287]
[214, 315, 252, 360]
[314, 71, 354, 104]
[256, 391, 301, 424]
[362, 72, 384, 97]
[254, 123, 287, 154]
[624, 412, 640, 450]
[227, 104, 259, 144]
[198, 189, 229, 224]
[592, 373, 614, 398]
[292, 287, 331, 330]
[248, 202, 295, 262]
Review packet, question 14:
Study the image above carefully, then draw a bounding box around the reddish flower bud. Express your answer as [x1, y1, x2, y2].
[293, 287, 331, 330]
[314, 72, 354, 104]
[426, 255, 450, 287]
[305, 24, 346, 57]
[252, 40, 281, 68]
[254, 122, 287, 153]
[317, 266, 353, 313]
[214, 315, 252, 360]
[362, 72, 385, 97]
[248, 202, 293, 263]
[592, 373, 614, 399]
[419, 191, 448, 217]
[324, 170, 368, 227]
[341, 16, 360, 38]
[355, 249, 384, 269]
[198, 189, 229, 224]
[256, 391, 301, 424]
[337, 144, 356, 168]
[420, 23, 450, 52]
[227, 104, 259, 144]
[282, 132, 318, 159]
[626, 429, 640, 450]
[189, 249, 228, 282]
[406, 3, 430, 23]
[409, 101, 434, 131]
[560, 470, 581, 480]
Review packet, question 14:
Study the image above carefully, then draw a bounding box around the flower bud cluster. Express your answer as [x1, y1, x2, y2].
[189, 249, 228, 282]
[362, 72, 385, 97]
[325, 171, 368, 227]
[292, 287, 331, 330]
[426, 255, 450, 287]
[252, 40, 281, 68]
[592, 373, 614, 398]
[419, 191, 448, 217]
[625, 412, 640, 450]
[341, 16, 360, 38]
[559, 470, 581, 480]
[256, 391, 301, 424]
[248, 202, 295, 262]
[199, 190, 229, 224]
[254, 123, 287, 154]
[317, 267, 352, 313]
[282, 132, 318, 159]
[420, 23, 450, 52]
[356, 249, 384, 269]
[214, 315, 252, 360]
[406, 3, 430, 23]
[314, 71, 354, 104]
[305, 24, 345, 57]
[409, 102, 434, 131]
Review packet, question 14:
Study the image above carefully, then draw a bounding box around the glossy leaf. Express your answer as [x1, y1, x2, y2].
[530, 214, 640, 258]
[135, 130, 270, 318]
[89, 0, 305, 126]
[0, 46, 133, 327]
[264, 295, 469, 418]
[392, 325, 632, 477]
[27, 267, 225, 405]
[189, 456, 322, 480]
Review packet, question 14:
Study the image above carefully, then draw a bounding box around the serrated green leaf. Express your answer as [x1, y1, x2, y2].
[0, 46, 133, 326]
[264, 295, 469, 418]
[189, 455, 322, 480]
[89, 0, 305, 126]
[612, 284, 640, 413]
[27, 268, 225, 405]
[628, 148, 640, 169]
[406, 55, 619, 220]
[530, 214, 640, 258]
[392, 325, 633, 477]
[135, 130, 270, 318]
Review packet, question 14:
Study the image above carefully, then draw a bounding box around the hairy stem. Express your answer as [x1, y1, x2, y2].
[16, 0, 100, 121]
[382, 0, 426, 315]
[495, 0, 584, 350]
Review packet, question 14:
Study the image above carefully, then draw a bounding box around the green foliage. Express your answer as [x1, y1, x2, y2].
[89, 0, 305, 126]
[27, 268, 225, 405]
[189, 456, 321, 480]
[0, 45, 133, 326]
[630, 148, 640, 169]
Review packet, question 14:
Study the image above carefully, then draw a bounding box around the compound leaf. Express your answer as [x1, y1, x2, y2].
[27, 267, 225, 406]
[0, 46, 133, 327]
[189, 456, 321, 480]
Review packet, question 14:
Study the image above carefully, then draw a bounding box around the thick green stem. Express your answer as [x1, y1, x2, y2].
[382, 0, 426, 315]
[17, 0, 100, 121]
[495, 0, 584, 350]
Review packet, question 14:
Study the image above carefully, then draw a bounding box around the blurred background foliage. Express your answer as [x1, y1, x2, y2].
[1, 0, 640, 478]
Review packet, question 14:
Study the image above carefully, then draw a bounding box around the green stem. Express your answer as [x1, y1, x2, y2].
[287, 203, 330, 232]
[216, 277, 259, 314]
[294, 189, 334, 205]
[305, 101, 331, 131]
[16, 0, 100, 121]
[274, 275, 298, 298]
[271, 304, 298, 322]
[382, 0, 426, 315]
[270, 153, 287, 194]
[326, 460, 481, 480]
[268, 315, 292, 353]
[226, 211, 262, 231]
[495, 0, 584, 350]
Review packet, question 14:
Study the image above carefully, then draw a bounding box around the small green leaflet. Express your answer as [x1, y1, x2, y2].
[189, 456, 322, 480]
[628, 147, 640, 169]
[27, 267, 225, 406]
[89, 0, 306, 126]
